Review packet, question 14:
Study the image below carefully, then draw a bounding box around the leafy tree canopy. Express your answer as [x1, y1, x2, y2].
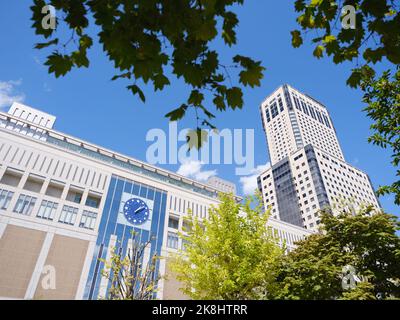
[360, 67, 400, 205]
[272, 206, 400, 300]
[291, 0, 400, 87]
[30, 0, 265, 148]
[171, 193, 283, 300]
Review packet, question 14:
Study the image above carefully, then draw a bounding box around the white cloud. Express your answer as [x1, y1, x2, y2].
[239, 162, 271, 195]
[0, 79, 25, 110]
[177, 160, 217, 182]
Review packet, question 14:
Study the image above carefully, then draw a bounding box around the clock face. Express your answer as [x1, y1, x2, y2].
[123, 198, 150, 226]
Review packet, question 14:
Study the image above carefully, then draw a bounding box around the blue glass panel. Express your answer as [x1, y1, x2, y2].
[139, 186, 148, 198]
[147, 188, 155, 200]
[132, 183, 140, 196]
[124, 182, 132, 193]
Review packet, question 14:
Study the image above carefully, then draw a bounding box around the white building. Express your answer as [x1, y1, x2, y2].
[257, 85, 381, 231]
[206, 176, 237, 194]
[0, 102, 312, 300]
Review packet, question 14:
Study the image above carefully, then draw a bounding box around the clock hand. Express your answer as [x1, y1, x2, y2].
[134, 206, 145, 214]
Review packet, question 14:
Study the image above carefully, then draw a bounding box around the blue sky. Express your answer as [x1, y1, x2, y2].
[0, 1, 398, 217]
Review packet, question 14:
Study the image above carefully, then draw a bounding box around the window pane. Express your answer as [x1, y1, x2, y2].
[14, 194, 37, 216]
[168, 217, 179, 229]
[59, 205, 78, 225]
[37, 200, 58, 220]
[79, 210, 97, 230]
[167, 232, 179, 249]
[0, 189, 14, 210]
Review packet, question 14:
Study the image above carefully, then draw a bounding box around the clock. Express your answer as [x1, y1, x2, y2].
[123, 198, 150, 225]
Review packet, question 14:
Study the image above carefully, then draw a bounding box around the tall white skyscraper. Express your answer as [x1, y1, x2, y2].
[257, 85, 381, 231]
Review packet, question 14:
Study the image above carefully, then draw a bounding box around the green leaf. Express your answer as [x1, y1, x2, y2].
[346, 70, 362, 88]
[234, 55, 265, 88]
[165, 104, 188, 121]
[111, 73, 131, 81]
[44, 52, 73, 78]
[313, 45, 325, 59]
[127, 84, 146, 102]
[213, 94, 226, 111]
[79, 35, 93, 50]
[323, 35, 336, 44]
[153, 74, 170, 91]
[363, 48, 385, 64]
[291, 30, 303, 48]
[222, 11, 239, 46]
[226, 87, 243, 109]
[194, 19, 217, 41]
[239, 66, 264, 87]
[188, 90, 204, 106]
[34, 38, 59, 49]
[72, 50, 89, 67]
[310, 0, 323, 6]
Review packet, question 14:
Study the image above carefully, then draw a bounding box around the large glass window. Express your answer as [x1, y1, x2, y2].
[270, 102, 279, 118]
[0, 188, 14, 210]
[265, 108, 271, 122]
[37, 200, 58, 220]
[168, 216, 179, 229]
[13, 194, 37, 215]
[316, 110, 324, 124]
[278, 98, 284, 112]
[85, 194, 101, 208]
[66, 188, 83, 204]
[293, 96, 301, 110]
[79, 210, 97, 230]
[301, 101, 310, 116]
[308, 104, 317, 119]
[323, 114, 332, 128]
[167, 232, 179, 249]
[59, 205, 78, 225]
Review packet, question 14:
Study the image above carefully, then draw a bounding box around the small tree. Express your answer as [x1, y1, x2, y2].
[272, 205, 400, 300]
[171, 193, 283, 300]
[100, 234, 161, 300]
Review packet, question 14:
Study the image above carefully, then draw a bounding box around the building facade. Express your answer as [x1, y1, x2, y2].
[0, 102, 312, 300]
[206, 176, 237, 194]
[257, 85, 381, 230]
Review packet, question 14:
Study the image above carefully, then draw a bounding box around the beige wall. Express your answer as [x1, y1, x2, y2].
[34, 235, 89, 300]
[163, 257, 189, 300]
[0, 225, 45, 298]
